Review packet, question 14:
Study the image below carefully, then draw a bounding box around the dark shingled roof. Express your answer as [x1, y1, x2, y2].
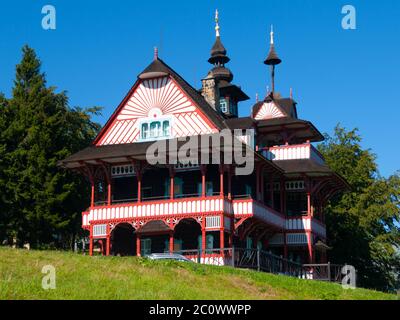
[251, 93, 296, 119]
[274, 159, 333, 174]
[224, 117, 256, 129]
[276, 98, 297, 118]
[136, 220, 171, 234]
[208, 36, 230, 65]
[209, 66, 233, 83]
[264, 44, 282, 65]
[273, 159, 350, 191]
[218, 80, 249, 102]
[257, 117, 324, 142]
[140, 58, 228, 130]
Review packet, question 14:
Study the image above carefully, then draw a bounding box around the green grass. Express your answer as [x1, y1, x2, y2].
[0, 247, 396, 300]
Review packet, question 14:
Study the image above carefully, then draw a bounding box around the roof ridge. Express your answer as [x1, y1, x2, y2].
[153, 58, 228, 130]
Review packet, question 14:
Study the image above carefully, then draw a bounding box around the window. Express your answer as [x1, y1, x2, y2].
[220, 98, 228, 113]
[140, 119, 171, 140]
[162, 120, 170, 137]
[150, 121, 161, 138]
[141, 123, 149, 139]
[141, 238, 152, 256]
[229, 99, 238, 116]
[286, 192, 308, 216]
[246, 237, 252, 249]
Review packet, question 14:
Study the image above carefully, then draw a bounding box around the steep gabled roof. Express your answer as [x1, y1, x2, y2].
[93, 57, 228, 145]
[140, 58, 228, 129]
[251, 92, 296, 119]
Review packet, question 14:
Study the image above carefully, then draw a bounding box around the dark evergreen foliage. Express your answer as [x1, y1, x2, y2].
[318, 125, 400, 291]
[0, 46, 101, 248]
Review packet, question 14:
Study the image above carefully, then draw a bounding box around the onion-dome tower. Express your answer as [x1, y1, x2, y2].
[264, 25, 282, 94]
[201, 10, 248, 117]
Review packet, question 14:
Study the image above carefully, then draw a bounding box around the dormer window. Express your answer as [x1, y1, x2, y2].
[220, 98, 228, 113]
[219, 97, 238, 117]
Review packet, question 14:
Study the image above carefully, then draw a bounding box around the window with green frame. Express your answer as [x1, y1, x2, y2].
[141, 119, 171, 140]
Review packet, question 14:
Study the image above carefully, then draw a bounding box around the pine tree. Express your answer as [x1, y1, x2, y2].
[1, 45, 101, 248]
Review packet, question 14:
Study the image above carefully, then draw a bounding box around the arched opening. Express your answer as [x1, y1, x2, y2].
[111, 223, 136, 256]
[174, 218, 202, 251]
[137, 220, 172, 255]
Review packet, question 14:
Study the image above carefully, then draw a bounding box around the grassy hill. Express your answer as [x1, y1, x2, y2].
[0, 247, 396, 300]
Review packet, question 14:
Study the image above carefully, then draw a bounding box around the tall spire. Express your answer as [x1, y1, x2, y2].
[264, 25, 282, 94]
[208, 9, 230, 66]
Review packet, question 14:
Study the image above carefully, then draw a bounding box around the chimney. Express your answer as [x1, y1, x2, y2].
[201, 73, 220, 111]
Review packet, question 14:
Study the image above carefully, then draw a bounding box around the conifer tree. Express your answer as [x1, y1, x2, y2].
[1, 45, 101, 248]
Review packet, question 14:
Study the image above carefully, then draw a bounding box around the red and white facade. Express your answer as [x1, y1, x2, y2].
[61, 29, 347, 266]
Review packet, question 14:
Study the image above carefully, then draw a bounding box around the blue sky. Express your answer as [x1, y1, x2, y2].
[0, 0, 399, 177]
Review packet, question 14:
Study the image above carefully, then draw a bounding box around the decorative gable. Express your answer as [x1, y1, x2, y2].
[254, 101, 286, 120]
[96, 76, 218, 146]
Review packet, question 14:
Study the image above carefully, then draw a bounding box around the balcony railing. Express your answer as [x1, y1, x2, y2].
[83, 195, 227, 227]
[286, 216, 326, 238]
[232, 198, 286, 229]
[83, 195, 325, 238]
[261, 143, 325, 164]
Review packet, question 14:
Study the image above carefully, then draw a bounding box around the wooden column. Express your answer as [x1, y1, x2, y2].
[169, 166, 175, 200]
[137, 175, 142, 203]
[227, 165, 232, 200]
[219, 165, 224, 197]
[89, 225, 93, 256]
[255, 164, 260, 201]
[307, 231, 313, 264]
[220, 215, 225, 252]
[280, 177, 285, 216]
[269, 175, 274, 209]
[136, 234, 141, 257]
[201, 218, 206, 258]
[169, 232, 174, 253]
[107, 182, 112, 206]
[106, 224, 110, 256]
[201, 165, 206, 198]
[132, 160, 143, 203]
[283, 232, 288, 259]
[99, 163, 112, 206]
[90, 183, 95, 208]
[260, 167, 265, 203]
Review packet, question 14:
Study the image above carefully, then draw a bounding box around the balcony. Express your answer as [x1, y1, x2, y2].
[82, 195, 228, 228]
[286, 216, 326, 238]
[232, 198, 285, 229]
[262, 142, 325, 164]
[83, 195, 325, 238]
